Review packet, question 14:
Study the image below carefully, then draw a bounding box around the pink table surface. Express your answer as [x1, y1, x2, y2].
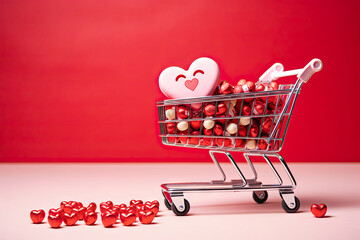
[0, 162, 359, 240]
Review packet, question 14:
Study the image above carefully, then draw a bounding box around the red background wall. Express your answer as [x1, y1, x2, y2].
[0, 0, 359, 162]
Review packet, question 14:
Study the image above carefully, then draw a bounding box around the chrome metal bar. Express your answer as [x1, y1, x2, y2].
[157, 85, 296, 106]
[243, 153, 258, 181]
[161, 182, 295, 193]
[268, 79, 300, 142]
[209, 150, 227, 182]
[276, 153, 297, 188]
[262, 153, 283, 186]
[243, 152, 296, 189]
[226, 152, 247, 187]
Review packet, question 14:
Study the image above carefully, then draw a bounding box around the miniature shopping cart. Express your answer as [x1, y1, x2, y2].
[157, 59, 323, 216]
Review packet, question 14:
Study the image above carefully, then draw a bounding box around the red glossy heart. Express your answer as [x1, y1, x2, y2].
[119, 204, 127, 215]
[144, 204, 159, 215]
[48, 214, 62, 228]
[63, 204, 73, 214]
[105, 201, 113, 208]
[126, 205, 138, 217]
[69, 201, 79, 209]
[120, 212, 137, 226]
[100, 204, 112, 213]
[77, 202, 83, 209]
[136, 204, 144, 213]
[49, 208, 64, 217]
[63, 212, 78, 226]
[30, 209, 45, 224]
[311, 204, 327, 218]
[129, 200, 143, 206]
[60, 201, 69, 209]
[76, 207, 87, 220]
[148, 200, 160, 207]
[84, 211, 97, 225]
[101, 212, 117, 228]
[138, 210, 156, 224]
[87, 202, 97, 212]
[102, 209, 119, 219]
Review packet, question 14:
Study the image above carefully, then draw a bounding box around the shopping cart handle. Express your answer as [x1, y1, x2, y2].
[259, 58, 323, 83]
[259, 63, 284, 83]
[296, 58, 323, 83]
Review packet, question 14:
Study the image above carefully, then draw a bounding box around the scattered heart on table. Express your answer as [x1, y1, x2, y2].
[311, 203, 327, 218]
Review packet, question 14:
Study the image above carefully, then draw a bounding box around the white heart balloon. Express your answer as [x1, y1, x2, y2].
[159, 57, 220, 99]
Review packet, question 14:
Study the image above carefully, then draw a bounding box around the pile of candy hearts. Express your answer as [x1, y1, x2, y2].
[164, 79, 284, 150]
[30, 200, 159, 228]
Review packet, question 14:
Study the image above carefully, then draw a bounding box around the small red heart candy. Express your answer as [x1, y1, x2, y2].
[136, 204, 144, 212]
[60, 201, 69, 209]
[126, 205, 138, 217]
[311, 204, 327, 218]
[150, 200, 160, 207]
[119, 204, 127, 215]
[30, 209, 45, 224]
[105, 201, 113, 208]
[77, 207, 87, 220]
[138, 210, 156, 224]
[120, 212, 137, 226]
[129, 200, 143, 206]
[63, 212, 78, 226]
[144, 204, 159, 215]
[62, 203, 73, 214]
[84, 211, 97, 225]
[68, 201, 79, 209]
[77, 202, 83, 209]
[48, 214, 62, 228]
[49, 208, 64, 217]
[87, 202, 97, 212]
[100, 205, 111, 214]
[101, 212, 117, 228]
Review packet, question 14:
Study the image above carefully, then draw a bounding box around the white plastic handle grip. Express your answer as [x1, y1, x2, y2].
[296, 58, 323, 83]
[258, 63, 284, 83]
[259, 58, 323, 83]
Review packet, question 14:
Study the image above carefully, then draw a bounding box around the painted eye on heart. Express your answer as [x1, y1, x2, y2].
[159, 57, 220, 99]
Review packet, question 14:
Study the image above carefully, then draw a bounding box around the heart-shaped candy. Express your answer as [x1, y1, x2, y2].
[120, 212, 137, 226]
[30, 209, 45, 224]
[129, 200, 143, 206]
[84, 211, 97, 225]
[76, 207, 87, 220]
[62, 204, 73, 214]
[49, 208, 64, 217]
[144, 203, 159, 216]
[138, 210, 156, 224]
[101, 212, 117, 228]
[87, 202, 97, 212]
[63, 212, 78, 226]
[48, 214, 62, 228]
[311, 204, 327, 218]
[159, 57, 220, 99]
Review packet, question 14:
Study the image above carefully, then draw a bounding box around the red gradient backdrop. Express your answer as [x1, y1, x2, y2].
[0, 0, 359, 162]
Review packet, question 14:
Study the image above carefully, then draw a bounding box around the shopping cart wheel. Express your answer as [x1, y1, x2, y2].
[281, 196, 300, 213]
[164, 198, 172, 210]
[252, 191, 268, 204]
[171, 199, 190, 216]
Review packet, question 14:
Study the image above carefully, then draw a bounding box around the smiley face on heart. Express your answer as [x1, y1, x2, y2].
[159, 57, 220, 99]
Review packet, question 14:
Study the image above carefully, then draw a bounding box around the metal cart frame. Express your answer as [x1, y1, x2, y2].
[157, 59, 322, 215]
